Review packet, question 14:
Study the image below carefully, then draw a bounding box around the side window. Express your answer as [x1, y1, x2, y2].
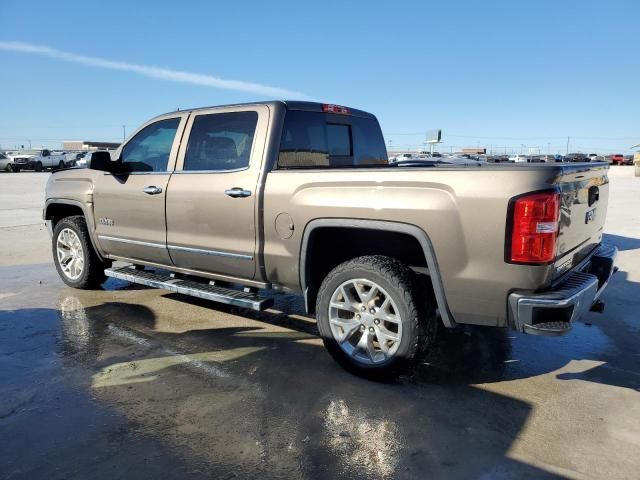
[277, 111, 387, 169]
[121, 118, 180, 172]
[183, 111, 258, 171]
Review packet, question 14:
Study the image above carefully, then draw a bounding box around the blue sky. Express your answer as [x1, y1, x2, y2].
[1, 0, 638, 154]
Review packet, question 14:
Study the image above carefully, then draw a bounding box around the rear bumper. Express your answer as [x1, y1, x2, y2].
[508, 244, 617, 335]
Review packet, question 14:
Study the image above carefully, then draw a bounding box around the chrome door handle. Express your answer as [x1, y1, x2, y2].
[143, 186, 163, 195]
[224, 187, 252, 198]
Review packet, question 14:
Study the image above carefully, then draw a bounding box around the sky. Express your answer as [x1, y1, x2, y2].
[1, 0, 638, 155]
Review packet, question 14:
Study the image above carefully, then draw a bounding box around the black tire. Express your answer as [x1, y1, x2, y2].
[34, 161, 43, 172]
[316, 255, 437, 380]
[58, 160, 65, 169]
[52, 216, 109, 289]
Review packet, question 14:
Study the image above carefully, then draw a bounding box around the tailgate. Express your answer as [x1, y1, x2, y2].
[553, 162, 609, 277]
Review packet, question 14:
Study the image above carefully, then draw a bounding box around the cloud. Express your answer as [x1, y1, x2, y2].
[0, 41, 310, 99]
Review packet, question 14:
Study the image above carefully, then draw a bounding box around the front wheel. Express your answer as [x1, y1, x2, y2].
[316, 255, 437, 379]
[34, 161, 43, 172]
[52, 216, 109, 289]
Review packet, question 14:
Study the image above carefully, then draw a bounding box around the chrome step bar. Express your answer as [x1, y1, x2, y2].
[105, 266, 274, 311]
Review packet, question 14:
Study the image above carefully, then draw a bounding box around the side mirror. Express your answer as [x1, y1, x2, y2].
[89, 151, 118, 172]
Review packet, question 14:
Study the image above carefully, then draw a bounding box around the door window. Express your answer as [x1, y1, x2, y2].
[183, 111, 258, 171]
[121, 118, 180, 172]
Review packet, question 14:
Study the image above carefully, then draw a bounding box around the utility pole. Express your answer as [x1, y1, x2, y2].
[566, 136, 570, 154]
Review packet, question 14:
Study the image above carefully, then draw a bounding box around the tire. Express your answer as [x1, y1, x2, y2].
[316, 255, 437, 380]
[52, 216, 109, 289]
[34, 161, 43, 172]
[58, 160, 65, 169]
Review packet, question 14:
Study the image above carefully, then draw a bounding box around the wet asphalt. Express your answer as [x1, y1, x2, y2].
[1, 169, 639, 480]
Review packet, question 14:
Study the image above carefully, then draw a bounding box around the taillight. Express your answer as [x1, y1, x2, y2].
[508, 191, 560, 264]
[322, 103, 350, 115]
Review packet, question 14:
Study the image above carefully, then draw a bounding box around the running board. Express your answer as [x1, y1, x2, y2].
[105, 266, 274, 311]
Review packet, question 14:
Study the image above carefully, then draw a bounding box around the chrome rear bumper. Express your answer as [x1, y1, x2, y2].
[508, 244, 618, 336]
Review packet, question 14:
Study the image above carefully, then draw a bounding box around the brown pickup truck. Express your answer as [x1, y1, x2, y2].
[44, 101, 617, 378]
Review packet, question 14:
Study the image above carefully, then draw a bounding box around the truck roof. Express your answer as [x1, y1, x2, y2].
[161, 101, 376, 119]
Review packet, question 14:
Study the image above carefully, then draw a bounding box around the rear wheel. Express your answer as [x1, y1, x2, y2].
[58, 160, 65, 169]
[316, 255, 437, 379]
[34, 161, 43, 172]
[52, 216, 109, 289]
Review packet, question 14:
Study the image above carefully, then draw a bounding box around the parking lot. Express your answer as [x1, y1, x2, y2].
[1, 167, 639, 479]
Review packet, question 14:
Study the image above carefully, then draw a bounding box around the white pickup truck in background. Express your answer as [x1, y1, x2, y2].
[8, 149, 70, 172]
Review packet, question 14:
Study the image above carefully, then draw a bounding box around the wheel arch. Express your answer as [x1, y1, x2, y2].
[299, 218, 456, 328]
[44, 199, 106, 261]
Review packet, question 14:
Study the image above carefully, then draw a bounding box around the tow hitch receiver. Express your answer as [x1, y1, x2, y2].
[590, 299, 605, 313]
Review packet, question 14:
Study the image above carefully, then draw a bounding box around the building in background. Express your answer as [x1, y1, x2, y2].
[62, 140, 120, 151]
[460, 147, 486, 155]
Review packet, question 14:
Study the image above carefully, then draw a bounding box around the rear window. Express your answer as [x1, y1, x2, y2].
[277, 111, 387, 169]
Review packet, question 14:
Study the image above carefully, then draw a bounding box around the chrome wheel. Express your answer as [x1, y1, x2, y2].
[328, 279, 403, 365]
[56, 228, 85, 280]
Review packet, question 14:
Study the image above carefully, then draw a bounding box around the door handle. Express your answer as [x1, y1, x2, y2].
[224, 187, 252, 198]
[143, 186, 163, 195]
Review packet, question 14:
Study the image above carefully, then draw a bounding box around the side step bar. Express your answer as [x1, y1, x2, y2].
[105, 266, 274, 311]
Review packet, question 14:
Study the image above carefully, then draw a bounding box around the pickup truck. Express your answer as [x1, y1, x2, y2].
[9, 149, 69, 172]
[44, 101, 617, 378]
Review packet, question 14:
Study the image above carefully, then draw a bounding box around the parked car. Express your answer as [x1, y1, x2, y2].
[508, 154, 530, 163]
[391, 153, 413, 163]
[43, 100, 617, 378]
[74, 150, 109, 168]
[8, 149, 70, 171]
[0, 152, 13, 172]
[609, 154, 627, 166]
[565, 153, 588, 162]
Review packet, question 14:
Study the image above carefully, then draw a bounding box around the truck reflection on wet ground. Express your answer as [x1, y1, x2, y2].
[2, 252, 638, 478]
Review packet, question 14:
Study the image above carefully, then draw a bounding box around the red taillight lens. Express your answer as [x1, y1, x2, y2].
[322, 103, 350, 115]
[509, 191, 560, 264]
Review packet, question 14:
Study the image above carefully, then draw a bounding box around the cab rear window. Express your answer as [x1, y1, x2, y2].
[277, 111, 388, 169]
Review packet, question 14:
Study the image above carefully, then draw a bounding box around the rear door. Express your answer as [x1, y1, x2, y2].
[94, 114, 188, 265]
[165, 105, 269, 279]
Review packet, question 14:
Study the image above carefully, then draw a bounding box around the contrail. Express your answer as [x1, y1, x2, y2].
[0, 41, 310, 99]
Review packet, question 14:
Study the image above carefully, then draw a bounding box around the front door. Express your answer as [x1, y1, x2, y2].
[94, 115, 187, 265]
[165, 105, 269, 279]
